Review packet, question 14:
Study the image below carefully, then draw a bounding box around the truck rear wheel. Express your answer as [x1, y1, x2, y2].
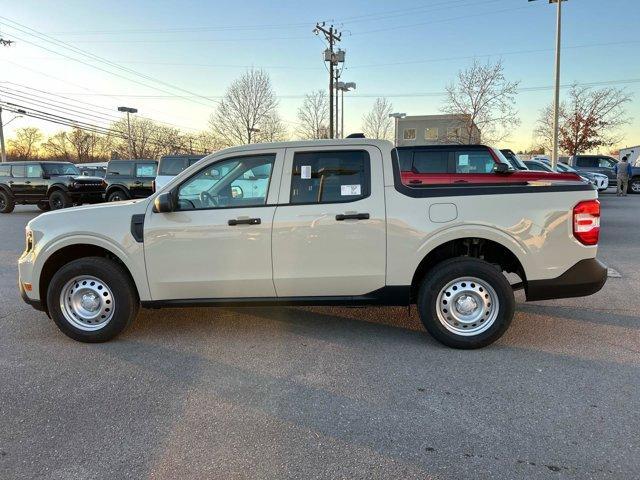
[629, 177, 640, 194]
[417, 258, 515, 349]
[46, 257, 139, 343]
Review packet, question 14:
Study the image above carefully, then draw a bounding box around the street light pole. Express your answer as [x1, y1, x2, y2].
[337, 82, 356, 139]
[118, 106, 138, 159]
[551, 0, 563, 171]
[388, 113, 406, 147]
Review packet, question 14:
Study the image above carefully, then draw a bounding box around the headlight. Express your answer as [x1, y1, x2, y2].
[24, 228, 34, 253]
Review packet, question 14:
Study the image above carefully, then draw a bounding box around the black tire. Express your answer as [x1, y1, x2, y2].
[46, 257, 139, 343]
[0, 189, 15, 213]
[49, 190, 72, 210]
[417, 257, 515, 349]
[37, 202, 51, 211]
[107, 189, 129, 202]
[629, 177, 640, 194]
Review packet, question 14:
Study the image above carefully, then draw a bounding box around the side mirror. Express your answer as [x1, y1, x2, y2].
[153, 192, 175, 213]
[493, 163, 511, 174]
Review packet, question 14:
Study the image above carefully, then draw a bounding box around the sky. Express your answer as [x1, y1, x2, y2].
[1, 0, 639, 152]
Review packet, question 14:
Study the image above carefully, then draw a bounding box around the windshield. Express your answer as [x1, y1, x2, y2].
[42, 163, 80, 176]
[524, 161, 554, 172]
[556, 162, 577, 173]
[498, 149, 527, 170]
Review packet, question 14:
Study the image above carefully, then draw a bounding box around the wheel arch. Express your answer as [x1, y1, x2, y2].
[410, 235, 527, 302]
[46, 184, 69, 196]
[106, 184, 130, 198]
[38, 241, 144, 311]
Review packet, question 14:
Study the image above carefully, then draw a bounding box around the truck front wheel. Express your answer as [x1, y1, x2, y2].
[417, 258, 515, 349]
[46, 257, 139, 343]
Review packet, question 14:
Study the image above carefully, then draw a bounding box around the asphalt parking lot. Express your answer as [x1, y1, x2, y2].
[1, 192, 638, 480]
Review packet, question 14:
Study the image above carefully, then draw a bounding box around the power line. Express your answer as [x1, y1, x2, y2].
[0, 16, 220, 108]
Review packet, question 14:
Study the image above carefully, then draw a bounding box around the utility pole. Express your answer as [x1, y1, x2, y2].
[118, 106, 138, 159]
[0, 36, 14, 162]
[314, 23, 341, 139]
[529, 0, 566, 170]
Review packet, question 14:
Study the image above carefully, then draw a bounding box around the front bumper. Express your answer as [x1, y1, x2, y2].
[19, 279, 45, 312]
[525, 258, 607, 301]
[68, 192, 105, 203]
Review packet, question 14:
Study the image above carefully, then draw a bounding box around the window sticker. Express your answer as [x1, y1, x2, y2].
[458, 155, 469, 166]
[341, 184, 361, 196]
[301, 165, 312, 179]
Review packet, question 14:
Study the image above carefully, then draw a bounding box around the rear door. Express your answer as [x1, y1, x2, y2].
[133, 162, 157, 197]
[271, 145, 386, 297]
[25, 163, 47, 198]
[9, 164, 27, 199]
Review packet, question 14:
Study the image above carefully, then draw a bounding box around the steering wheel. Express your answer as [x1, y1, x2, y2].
[199, 191, 218, 207]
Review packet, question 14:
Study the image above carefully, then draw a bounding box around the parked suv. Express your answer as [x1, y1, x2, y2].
[19, 139, 606, 349]
[155, 155, 205, 192]
[569, 154, 640, 193]
[104, 160, 157, 202]
[0, 161, 105, 213]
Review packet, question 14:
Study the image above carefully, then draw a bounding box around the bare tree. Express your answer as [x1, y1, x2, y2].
[210, 69, 278, 146]
[255, 112, 288, 143]
[534, 84, 632, 156]
[7, 127, 43, 159]
[296, 90, 329, 139]
[42, 131, 72, 160]
[111, 117, 184, 159]
[362, 97, 394, 140]
[441, 59, 520, 144]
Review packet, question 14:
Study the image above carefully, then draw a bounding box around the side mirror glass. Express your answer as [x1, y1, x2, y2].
[153, 192, 175, 213]
[493, 163, 510, 174]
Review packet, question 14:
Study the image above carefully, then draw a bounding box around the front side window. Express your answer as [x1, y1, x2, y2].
[177, 154, 275, 211]
[455, 150, 496, 174]
[107, 162, 133, 176]
[290, 150, 370, 204]
[26, 164, 43, 178]
[41, 163, 80, 176]
[403, 128, 416, 141]
[598, 157, 616, 168]
[136, 163, 157, 178]
[424, 127, 439, 140]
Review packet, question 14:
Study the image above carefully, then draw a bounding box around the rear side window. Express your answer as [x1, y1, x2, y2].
[0, 165, 10, 176]
[107, 162, 133, 176]
[412, 151, 448, 173]
[159, 158, 189, 176]
[136, 163, 157, 178]
[455, 150, 495, 174]
[576, 157, 597, 168]
[11, 165, 25, 178]
[290, 150, 370, 204]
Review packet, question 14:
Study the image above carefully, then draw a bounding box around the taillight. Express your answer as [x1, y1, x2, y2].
[573, 200, 600, 245]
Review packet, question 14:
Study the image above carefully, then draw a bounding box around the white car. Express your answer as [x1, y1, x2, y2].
[19, 139, 607, 349]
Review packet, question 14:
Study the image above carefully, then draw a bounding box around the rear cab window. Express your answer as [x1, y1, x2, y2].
[290, 150, 370, 204]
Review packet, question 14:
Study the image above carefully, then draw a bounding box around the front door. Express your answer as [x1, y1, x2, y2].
[144, 150, 283, 300]
[271, 146, 386, 297]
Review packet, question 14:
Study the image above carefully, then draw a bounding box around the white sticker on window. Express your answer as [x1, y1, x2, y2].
[301, 165, 312, 179]
[458, 155, 469, 166]
[341, 184, 361, 196]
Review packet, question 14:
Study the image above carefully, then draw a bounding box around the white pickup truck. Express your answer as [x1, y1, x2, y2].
[18, 139, 607, 349]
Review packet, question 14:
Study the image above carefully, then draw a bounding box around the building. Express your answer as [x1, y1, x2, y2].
[396, 114, 481, 147]
[619, 145, 640, 166]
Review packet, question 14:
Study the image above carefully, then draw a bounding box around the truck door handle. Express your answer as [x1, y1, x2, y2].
[228, 218, 261, 226]
[133, 181, 142, 185]
[25, 181, 31, 184]
[336, 213, 370, 221]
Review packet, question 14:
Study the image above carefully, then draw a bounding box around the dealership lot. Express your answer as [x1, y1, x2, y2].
[1, 193, 639, 479]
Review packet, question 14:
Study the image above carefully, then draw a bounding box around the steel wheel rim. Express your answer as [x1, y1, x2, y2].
[59, 276, 115, 331]
[436, 277, 499, 336]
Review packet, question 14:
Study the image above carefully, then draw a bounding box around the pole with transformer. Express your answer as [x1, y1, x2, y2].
[529, 0, 566, 170]
[0, 36, 15, 162]
[314, 23, 341, 138]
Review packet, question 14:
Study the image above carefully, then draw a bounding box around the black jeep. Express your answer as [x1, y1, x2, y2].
[104, 159, 157, 202]
[0, 161, 106, 213]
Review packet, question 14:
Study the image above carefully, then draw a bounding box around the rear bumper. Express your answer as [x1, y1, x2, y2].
[525, 258, 607, 301]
